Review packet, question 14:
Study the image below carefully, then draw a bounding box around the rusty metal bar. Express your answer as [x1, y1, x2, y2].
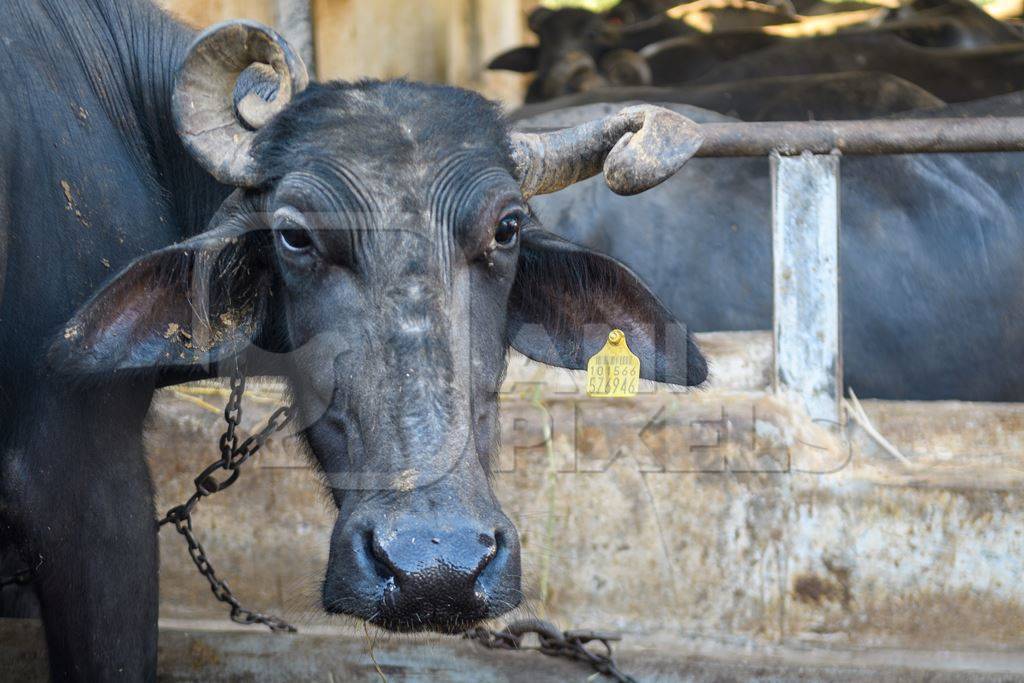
[695, 116, 1024, 157]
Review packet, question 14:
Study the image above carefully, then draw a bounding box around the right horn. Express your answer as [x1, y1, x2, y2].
[511, 105, 704, 198]
[172, 21, 309, 188]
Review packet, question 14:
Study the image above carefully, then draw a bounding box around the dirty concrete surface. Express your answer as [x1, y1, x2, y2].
[7, 331, 1023, 679]
[3, 618, 1024, 681]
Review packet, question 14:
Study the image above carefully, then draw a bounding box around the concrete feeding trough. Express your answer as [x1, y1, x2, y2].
[9, 326, 1024, 679]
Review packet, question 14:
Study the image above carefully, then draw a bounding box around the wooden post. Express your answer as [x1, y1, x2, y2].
[275, 0, 316, 79]
[771, 151, 842, 425]
[447, 0, 529, 105]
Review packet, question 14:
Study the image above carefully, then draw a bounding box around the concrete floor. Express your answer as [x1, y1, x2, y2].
[4, 618, 1024, 682]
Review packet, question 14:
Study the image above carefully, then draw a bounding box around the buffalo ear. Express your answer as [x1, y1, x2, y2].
[49, 223, 270, 376]
[488, 46, 540, 73]
[527, 7, 555, 33]
[507, 229, 707, 386]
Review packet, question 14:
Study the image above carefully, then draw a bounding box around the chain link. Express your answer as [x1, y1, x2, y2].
[464, 618, 638, 683]
[159, 363, 297, 634]
[4, 369, 640, 681]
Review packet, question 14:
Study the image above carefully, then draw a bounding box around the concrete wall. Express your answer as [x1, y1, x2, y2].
[147, 334, 1024, 658]
[156, 0, 532, 106]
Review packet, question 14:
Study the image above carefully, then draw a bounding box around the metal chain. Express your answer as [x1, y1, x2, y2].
[5, 371, 640, 683]
[159, 364, 297, 633]
[464, 618, 638, 683]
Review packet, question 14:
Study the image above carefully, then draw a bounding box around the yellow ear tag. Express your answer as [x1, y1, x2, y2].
[586, 329, 641, 398]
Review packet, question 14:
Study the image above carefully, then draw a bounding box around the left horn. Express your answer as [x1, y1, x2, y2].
[510, 105, 703, 198]
[172, 21, 309, 187]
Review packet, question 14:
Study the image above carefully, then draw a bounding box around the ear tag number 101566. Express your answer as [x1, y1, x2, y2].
[587, 329, 641, 398]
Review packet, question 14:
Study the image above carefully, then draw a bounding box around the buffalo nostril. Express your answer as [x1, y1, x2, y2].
[472, 532, 499, 579]
[480, 529, 508, 578]
[363, 530, 395, 582]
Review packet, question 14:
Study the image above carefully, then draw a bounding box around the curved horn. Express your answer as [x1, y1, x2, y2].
[511, 105, 704, 198]
[172, 21, 309, 187]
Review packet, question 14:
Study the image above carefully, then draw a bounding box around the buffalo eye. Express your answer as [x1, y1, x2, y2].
[495, 212, 523, 248]
[280, 229, 312, 252]
[274, 206, 314, 253]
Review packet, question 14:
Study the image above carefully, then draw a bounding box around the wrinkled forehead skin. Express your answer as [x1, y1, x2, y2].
[254, 81, 516, 232]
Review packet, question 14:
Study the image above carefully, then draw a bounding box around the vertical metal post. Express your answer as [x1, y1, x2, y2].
[771, 151, 842, 425]
[275, 0, 317, 79]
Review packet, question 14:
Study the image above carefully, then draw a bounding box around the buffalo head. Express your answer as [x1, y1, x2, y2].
[52, 21, 706, 632]
[489, 8, 653, 103]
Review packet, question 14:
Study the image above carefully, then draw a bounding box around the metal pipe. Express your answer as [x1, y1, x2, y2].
[694, 116, 1024, 157]
[275, 0, 316, 80]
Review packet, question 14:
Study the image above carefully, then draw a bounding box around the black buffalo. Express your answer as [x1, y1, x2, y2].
[644, 31, 1024, 101]
[0, 1, 707, 678]
[639, 3, 1023, 85]
[488, 7, 687, 103]
[513, 72, 945, 122]
[522, 96, 1024, 401]
[492, 0, 1022, 103]
[488, 4, 794, 103]
[883, 0, 1024, 48]
[487, 3, 798, 104]
[608, 0, 679, 24]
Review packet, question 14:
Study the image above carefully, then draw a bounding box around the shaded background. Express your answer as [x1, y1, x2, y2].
[155, 0, 540, 105]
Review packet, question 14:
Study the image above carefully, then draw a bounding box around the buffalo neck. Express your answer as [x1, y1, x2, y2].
[29, 0, 233, 239]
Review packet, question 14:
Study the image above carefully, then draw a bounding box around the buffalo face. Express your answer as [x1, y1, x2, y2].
[490, 8, 617, 102]
[256, 83, 528, 630]
[51, 22, 706, 633]
[488, 8, 654, 103]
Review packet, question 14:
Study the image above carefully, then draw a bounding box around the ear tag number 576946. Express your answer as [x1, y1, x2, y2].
[586, 329, 641, 398]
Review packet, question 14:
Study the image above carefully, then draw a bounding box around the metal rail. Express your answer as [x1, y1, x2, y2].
[694, 116, 1024, 156]
[708, 115, 1024, 423]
